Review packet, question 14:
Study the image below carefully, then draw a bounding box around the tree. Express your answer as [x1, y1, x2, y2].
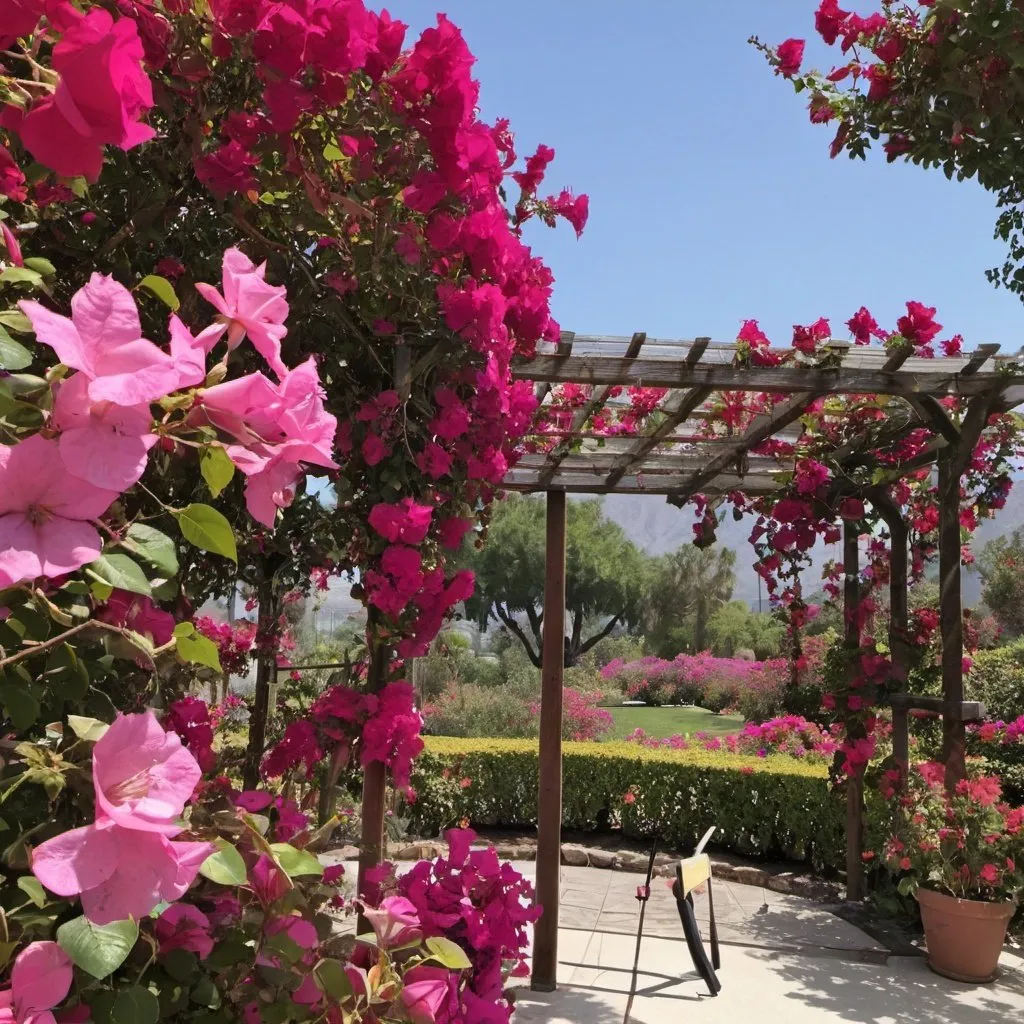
[707, 601, 785, 660]
[465, 496, 648, 667]
[759, 3, 1024, 301]
[642, 545, 737, 656]
[978, 530, 1024, 638]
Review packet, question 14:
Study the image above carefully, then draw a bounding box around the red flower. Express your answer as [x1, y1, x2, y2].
[623, 791, 636, 804]
[777, 38, 806, 77]
[0, 144, 26, 203]
[460, 777, 472, 789]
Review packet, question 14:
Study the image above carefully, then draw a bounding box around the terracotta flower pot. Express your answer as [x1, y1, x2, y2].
[916, 887, 1016, 984]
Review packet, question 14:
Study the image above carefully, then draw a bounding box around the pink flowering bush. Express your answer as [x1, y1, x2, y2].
[529, 687, 613, 742]
[1, 0, 586, 1017]
[627, 715, 838, 765]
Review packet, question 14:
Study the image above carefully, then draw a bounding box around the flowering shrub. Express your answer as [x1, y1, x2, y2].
[529, 687, 613, 742]
[0, 0, 587, 1017]
[411, 738, 848, 872]
[879, 762, 1024, 903]
[627, 715, 839, 764]
[602, 653, 791, 717]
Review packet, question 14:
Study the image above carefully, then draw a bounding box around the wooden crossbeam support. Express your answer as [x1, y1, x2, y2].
[665, 391, 820, 507]
[503, 470, 783, 496]
[512, 356, 1020, 398]
[605, 338, 711, 489]
[537, 332, 646, 486]
[843, 522, 865, 902]
[888, 694, 986, 720]
[963, 342, 1000, 375]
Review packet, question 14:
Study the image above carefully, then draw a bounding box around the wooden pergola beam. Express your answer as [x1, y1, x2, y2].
[502, 470, 783, 496]
[513, 356, 1019, 398]
[538, 332, 646, 486]
[605, 338, 711, 489]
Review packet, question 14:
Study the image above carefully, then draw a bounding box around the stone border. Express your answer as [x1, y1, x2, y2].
[383, 839, 842, 903]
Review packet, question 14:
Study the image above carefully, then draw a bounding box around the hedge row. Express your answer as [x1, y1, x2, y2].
[409, 738, 848, 873]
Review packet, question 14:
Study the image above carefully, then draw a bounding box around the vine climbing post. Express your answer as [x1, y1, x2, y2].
[242, 578, 282, 791]
[873, 493, 911, 782]
[358, 609, 390, 900]
[533, 489, 567, 992]
[843, 520, 864, 901]
[938, 451, 967, 790]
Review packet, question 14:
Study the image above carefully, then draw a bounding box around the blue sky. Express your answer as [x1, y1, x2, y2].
[403, 0, 1023, 350]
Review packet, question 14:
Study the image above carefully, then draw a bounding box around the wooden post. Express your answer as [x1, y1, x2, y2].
[888, 514, 911, 779]
[843, 521, 864, 902]
[938, 454, 966, 790]
[242, 579, 279, 791]
[532, 490, 567, 992]
[358, 612, 389, 901]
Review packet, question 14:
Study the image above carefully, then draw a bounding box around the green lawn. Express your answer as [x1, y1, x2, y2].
[605, 705, 744, 740]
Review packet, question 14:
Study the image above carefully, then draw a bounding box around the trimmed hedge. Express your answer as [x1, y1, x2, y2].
[410, 738, 847, 873]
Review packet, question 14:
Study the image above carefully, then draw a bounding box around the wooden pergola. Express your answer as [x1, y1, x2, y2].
[506, 331, 1024, 991]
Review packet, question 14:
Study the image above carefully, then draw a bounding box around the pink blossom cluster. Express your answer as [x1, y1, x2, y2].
[528, 687, 613, 742]
[972, 717, 1024, 746]
[263, 679, 423, 789]
[627, 715, 838, 763]
[195, 616, 258, 678]
[30, 711, 213, 924]
[0, 251, 337, 589]
[0, 941, 74, 1024]
[389, 828, 541, 1022]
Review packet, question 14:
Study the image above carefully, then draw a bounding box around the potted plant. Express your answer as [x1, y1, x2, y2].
[883, 762, 1024, 983]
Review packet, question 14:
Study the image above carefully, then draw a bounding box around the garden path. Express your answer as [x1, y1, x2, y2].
[510, 863, 1024, 1024]
[325, 855, 1024, 1022]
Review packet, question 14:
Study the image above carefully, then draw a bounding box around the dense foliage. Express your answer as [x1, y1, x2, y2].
[0, 0, 588, 1019]
[411, 737, 848, 873]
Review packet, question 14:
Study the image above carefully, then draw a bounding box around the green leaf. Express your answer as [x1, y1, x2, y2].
[200, 446, 235, 499]
[0, 310, 33, 333]
[0, 326, 32, 371]
[313, 958, 353, 1000]
[0, 678, 39, 730]
[124, 523, 179, 576]
[162, 948, 199, 983]
[190, 977, 221, 1009]
[137, 274, 180, 311]
[23, 257, 56, 277]
[175, 624, 222, 672]
[57, 916, 139, 979]
[425, 935, 472, 970]
[86, 553, 152, 597]
[89, 580, 114, 602]
[0, 266, 42, 287]
[323, 143, 345, 161]
[199, 840, 248, 886]
[67, 715, 109, 742]
[270, 843, 323, 878]
[17, 875, 46, 907]
[111, 985, 159, 1024]
[174, 504, 237, 563]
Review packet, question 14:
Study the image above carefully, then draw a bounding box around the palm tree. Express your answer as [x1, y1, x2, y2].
[644, 545, 737, 654]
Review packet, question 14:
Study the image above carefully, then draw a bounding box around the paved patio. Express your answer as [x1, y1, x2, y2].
[508, 863, 1024, 1024]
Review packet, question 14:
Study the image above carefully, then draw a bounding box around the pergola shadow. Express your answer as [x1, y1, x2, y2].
[749, 947, 1024, 1024]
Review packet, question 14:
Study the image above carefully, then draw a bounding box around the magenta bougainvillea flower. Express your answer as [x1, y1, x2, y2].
[16, 9, 155, 181]
[22, 274, 179, 406]
[196, 247, 290, 378]
[0, 433, 119, 587]
[0, 941, 73, 1024]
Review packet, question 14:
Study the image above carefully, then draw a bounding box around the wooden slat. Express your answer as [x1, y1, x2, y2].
[537, 332, 646, 486]
[962, 343, 1000, 375]
[605, 338, 711, 489]
[513, 356, 1022, 398]
[665, 392, 820, 507]
[502, 469, 783, 496]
